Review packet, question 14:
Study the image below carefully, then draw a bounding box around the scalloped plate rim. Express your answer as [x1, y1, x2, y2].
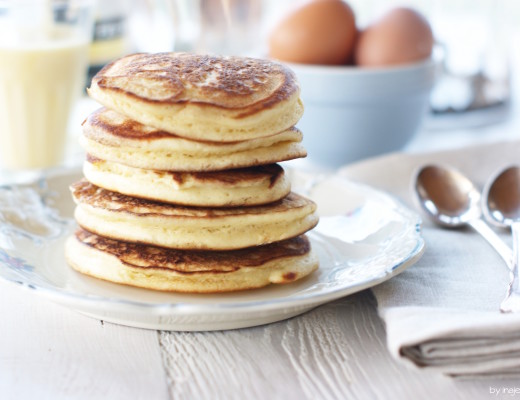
[0, 167, 425, 329]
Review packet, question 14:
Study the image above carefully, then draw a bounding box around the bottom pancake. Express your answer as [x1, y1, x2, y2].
[65, 229, 319, 293]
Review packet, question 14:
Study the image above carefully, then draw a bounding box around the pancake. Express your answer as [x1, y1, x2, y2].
[84, 156, 291, 207]
[87, 52, 304, 142]
[81, 108, 306, 171]
[66, 229, 319, 293]
[71, 180, 319, 250]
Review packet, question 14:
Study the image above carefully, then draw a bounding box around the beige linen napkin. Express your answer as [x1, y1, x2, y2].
[338, 140, 520, 377]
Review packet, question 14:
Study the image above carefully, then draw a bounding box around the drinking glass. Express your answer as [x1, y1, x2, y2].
[0, 0, 94, 179]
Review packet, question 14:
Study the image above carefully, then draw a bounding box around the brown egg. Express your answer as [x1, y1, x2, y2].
[269, 0, 357, 65]
[354, 7, 434, 67]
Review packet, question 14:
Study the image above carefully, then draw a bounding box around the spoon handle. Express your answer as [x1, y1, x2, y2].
[500, 221, 520, 313]
[467, 218, 513, 269]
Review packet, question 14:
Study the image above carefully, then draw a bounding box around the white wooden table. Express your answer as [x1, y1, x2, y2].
[2, 70, 520, 399]
[4, 278, 516, 400]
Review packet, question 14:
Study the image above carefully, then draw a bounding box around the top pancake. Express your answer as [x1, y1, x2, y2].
[88, 52, 304, 142]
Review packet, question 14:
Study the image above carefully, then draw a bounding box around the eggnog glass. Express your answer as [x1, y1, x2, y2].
[0, 0, 94, 175]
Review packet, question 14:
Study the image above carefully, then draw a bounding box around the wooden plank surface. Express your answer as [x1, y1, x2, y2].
[1, 279, 518, 399]
[0, 281, 169, 400]
[159, 291, 516, 400]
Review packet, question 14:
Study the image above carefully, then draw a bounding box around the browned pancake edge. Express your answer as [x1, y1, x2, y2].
[86, 155, 285, 188]
[82, 107, 303, 145]
[74, 228, 311, 275]
[70, 180, 316, 219]
[90, 52, 299, 117]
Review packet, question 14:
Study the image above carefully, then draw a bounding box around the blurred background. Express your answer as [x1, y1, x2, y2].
[74, 0, 519, 167]
[89, 1, 516, 109]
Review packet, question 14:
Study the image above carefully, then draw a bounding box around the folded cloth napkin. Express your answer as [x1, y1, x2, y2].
[338, 140, 520, 378]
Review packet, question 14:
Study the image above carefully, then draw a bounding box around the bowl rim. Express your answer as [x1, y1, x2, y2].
[284, 56, 440, 76]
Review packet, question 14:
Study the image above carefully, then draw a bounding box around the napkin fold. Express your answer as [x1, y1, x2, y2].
[338, 140, 520, 378]
[383, 308, 520, 377]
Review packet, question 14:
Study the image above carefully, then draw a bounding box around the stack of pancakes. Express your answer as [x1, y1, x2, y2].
[65, 52, 319, 293]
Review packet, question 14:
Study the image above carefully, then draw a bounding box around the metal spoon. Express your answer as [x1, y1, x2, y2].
[414, 164, 512, 267]
[483, 165, 520, 313]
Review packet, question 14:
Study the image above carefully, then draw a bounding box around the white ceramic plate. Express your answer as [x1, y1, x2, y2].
[0, 168, 424, 331]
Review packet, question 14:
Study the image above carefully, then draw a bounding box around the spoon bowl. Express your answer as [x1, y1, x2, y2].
[484, 166, 520, 228]
[413, 164, 512, 267]
[414, 165, 481, 226]
[483, 165, 520, 313]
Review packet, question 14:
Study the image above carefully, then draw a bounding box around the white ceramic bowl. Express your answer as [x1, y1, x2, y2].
[289, 59, 438, 168]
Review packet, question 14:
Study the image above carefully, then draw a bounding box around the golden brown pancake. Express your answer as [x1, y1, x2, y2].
[71, 180, 319, 250]
[84, 156, 291, 207]
[80, 107, 306, 171]
[66, 229, 318, 293]
[87, 52, 304, 142]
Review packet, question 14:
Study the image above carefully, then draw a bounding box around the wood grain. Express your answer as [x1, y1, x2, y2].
[158, 290, 516, 400]
[1, 280, 517, 399]
[0, 281, 169, 400]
